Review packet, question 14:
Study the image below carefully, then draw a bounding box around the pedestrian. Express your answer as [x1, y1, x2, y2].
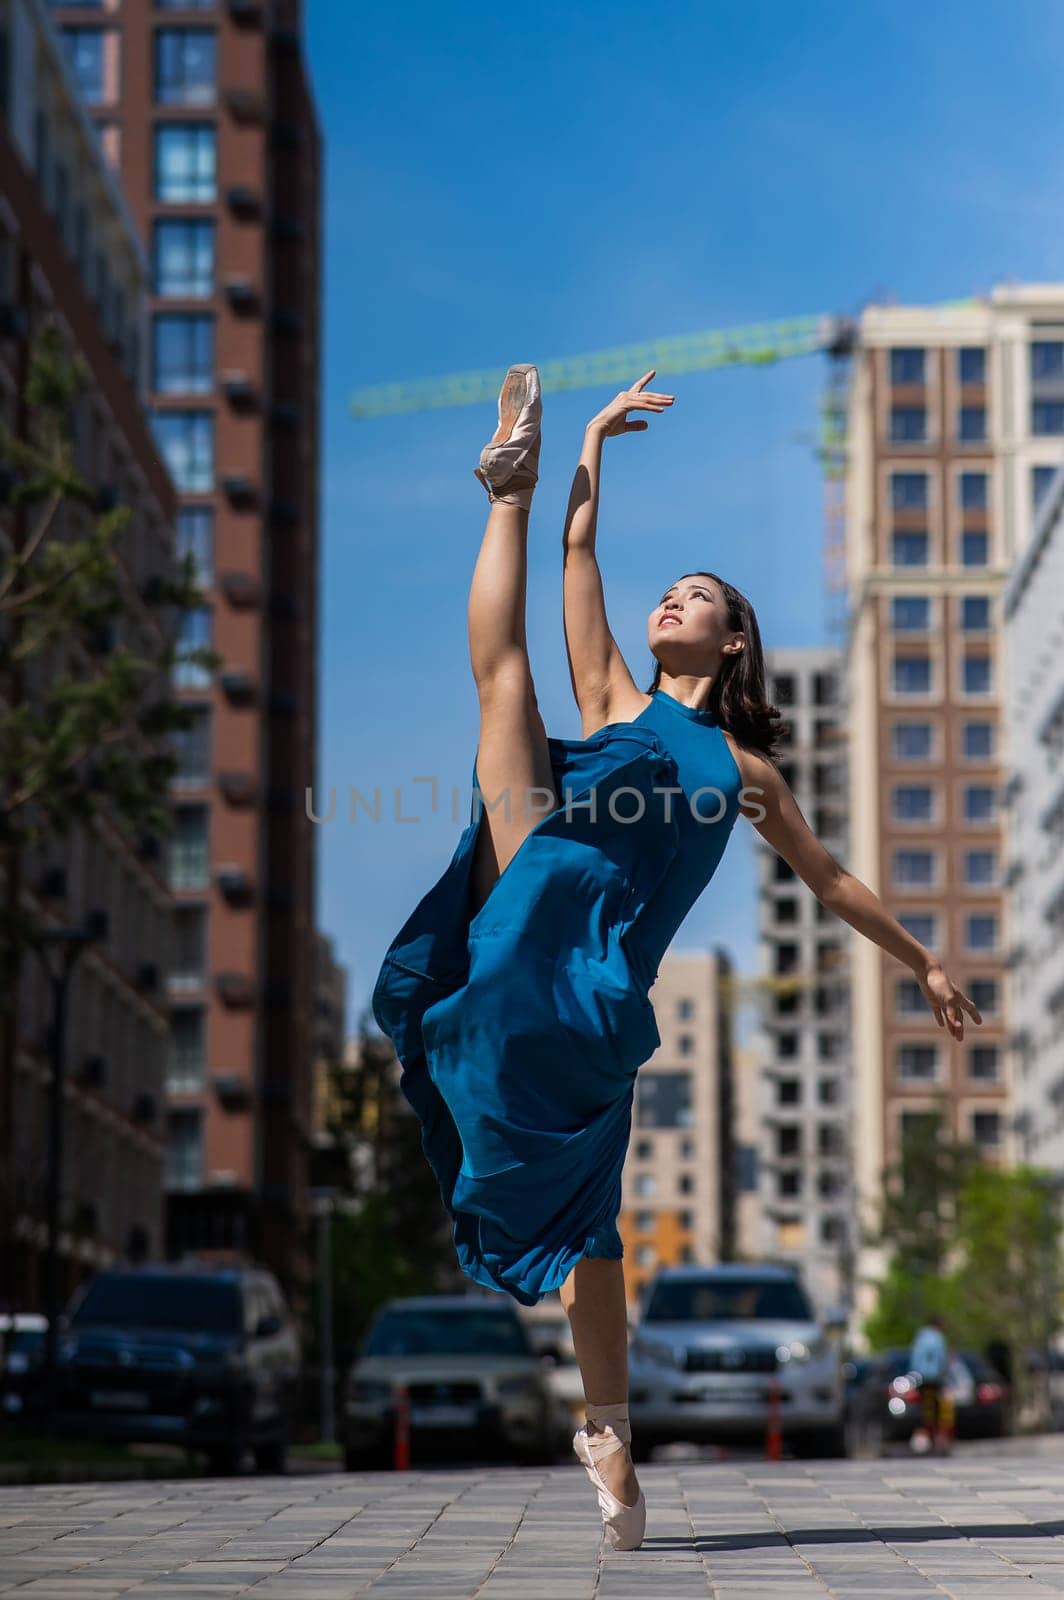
[371, 364, 983, 1548]
[910, 1314, 952, 1453]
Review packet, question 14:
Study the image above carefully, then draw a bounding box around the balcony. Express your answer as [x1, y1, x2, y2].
[212, 1073, 252, 1108]
[217, 770, 257, 806]
[224, 87, 265, 123]
[218, 570, 261, 608]
[216, 864, 255, 904]
[220, 473, 257, 508]
[226, 185, 262, 220]
[223, 275, 260, 315]
[221, 371, 258, 411]
[219, 667, 258, 705]
[227, 0, 264, 20]
[216, 971, 255, 1007]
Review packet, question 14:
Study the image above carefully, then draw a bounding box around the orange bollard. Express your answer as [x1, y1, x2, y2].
[765, 1372, 783, 1461]
[393, 1382, 410, 1471]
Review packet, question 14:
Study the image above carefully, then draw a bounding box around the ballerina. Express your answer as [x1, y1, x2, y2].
[371, 364, 982, 1550]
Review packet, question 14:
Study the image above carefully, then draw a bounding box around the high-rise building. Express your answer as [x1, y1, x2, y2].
[48, 0, 323, 1297]
[0, 0, 177, 1302]
[843, 289, 1064, 1303]
[618, 948, 734, 1308]
[756, 649, 854, 1313]
[1004, 462, 1064, 1165]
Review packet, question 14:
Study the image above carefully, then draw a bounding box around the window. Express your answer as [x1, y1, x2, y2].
[167, 1108, 203, 1190]
[634, 1210, 654, 1232]
[1031, 341, 1064, 380]
[962, 721, 993, 760]
[893, 850, 936, 888]
[151, 410, 213, 491]
[957, 407, 986, 441]
[735, 1146, 758, 1193]
[969, 978, 998, 1014]
[176, 505, 213, 585]
[156, 0, 216, 8]
[777, 1126, 801, 1158]
[777, 1078, 801, 1106]
[890, 348, 925, 385]
[972, 1110, 1001, 1150]
[893, 656, 931, 695]
[635, 1139, 653, 1159]
[677, 1033, 694, 1057]
[964, 785, 996, 824]
[890, 406, 927, 443]
[778, 1171, 801, 1199]
[962, 655, 992, 695]
[895, 977, 925, 1015]
[172, 907, 207, 989]
[635, 1244, 655, 1268]
[677, 1173, 694, 1196]
[969, 1044, 1000, 1082]
[777, 1033, 799, 1060]
[821, 1216, 846, 1246]
[890, 472, 928, 509]
[636, 1072, 693, 1129]
[1032, 401, 1064, 436]
[170, 804, 209, 889]
[153, 313, 213, 394]
[678, 1137, 694, 1159]
[61, 27, 105, 101]
[958, 347, 985, 384]
[818, 1124, 844, 1158]
[634, 1173, 656, 1198]
[155, 28, 216, 106]
[960, 595, 990, 631]
[898, 1043, 938, 1082]
[169, 1008, 205, 1090]
[172, 704, 210, 784]
[891, 596, 930, 632]
[964, 849, 997, 888]
[1032, 464, 1058, 512]
[900, 1110, 941, 1151]
[818, 1077, 840, 1105]
[900, 912, 936, 945]
[676, 997, 693, 1020]
[775, 897, 798, 924]
[153, 218, 214, 297]
[817, 1033, 842, 1061]
[960, 531, 989, 566]
[959, 471, 988, 509]
[891, 532, 929, 567]
[893, 722, 932, 761]
[965, 913, 998, 953]
[893, 785, 934, 823]
[173, 607, 211, 689]
[154, 124, 216, 202]
[813, 671, 837, 706]
[773, 673, 796, 706]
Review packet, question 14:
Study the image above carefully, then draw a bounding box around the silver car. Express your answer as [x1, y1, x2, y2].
[627, 1264, 847, 1459]
[342, 1296, 565, 1469]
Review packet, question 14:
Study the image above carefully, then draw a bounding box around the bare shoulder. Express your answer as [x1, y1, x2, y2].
[720, 729, 777, 789]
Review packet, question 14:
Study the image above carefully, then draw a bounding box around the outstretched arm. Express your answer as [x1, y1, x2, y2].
[742, 748, 982, 1041]
[562, 371, 674, 735]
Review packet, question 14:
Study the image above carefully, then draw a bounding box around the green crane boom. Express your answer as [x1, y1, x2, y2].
[350, 313, 857, 419]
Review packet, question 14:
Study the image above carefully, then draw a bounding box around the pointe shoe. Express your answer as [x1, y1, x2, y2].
[572, 1400, 646, 1551]
[474, 363, 541, 510]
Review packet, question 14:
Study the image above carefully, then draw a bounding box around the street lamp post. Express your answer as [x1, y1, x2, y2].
[36, 912, 106, 1435]
[311, 1185, 337, 1445]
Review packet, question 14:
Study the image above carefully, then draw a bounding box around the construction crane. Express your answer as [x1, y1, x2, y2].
[349, 313, 857, 419]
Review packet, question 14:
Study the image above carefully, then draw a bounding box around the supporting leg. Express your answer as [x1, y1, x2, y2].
[560, 1256, 642, 1505]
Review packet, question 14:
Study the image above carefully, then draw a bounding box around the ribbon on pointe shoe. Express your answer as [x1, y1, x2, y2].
[573, 1400, 646, 1551]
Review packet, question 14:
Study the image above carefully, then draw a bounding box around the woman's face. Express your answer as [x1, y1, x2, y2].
[647, 574, 739, 669]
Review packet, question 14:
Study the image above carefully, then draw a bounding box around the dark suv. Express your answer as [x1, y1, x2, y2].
[57, 1265, 300, 1474]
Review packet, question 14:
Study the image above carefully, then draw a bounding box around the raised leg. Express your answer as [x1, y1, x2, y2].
[467, 497, 557, 916]
[559, 1256, 642, 1506]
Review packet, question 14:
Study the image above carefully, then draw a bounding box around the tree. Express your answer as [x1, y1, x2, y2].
[0, 319, 216, 1287]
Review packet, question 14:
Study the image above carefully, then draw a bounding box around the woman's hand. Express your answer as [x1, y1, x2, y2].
[587, 370, 675, 438]
[918, 962, 983, 1040]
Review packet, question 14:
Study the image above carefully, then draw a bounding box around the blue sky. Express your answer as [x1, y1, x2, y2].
[304, 0, 1064, 1028]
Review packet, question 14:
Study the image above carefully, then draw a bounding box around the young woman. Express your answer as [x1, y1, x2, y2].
[371, 365, 982, 1550]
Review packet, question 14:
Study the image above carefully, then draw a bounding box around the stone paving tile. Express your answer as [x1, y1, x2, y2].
[6, 1449, 1064, 1596]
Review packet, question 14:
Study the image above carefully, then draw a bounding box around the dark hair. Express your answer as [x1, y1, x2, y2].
[645, 571, 789, 762]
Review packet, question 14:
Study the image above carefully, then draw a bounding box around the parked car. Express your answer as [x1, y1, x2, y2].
[343, 1296, 566, 1469]
[0, 1313, 47, 1427]
[517, 1295, 586, 1430]
[627, 1263, 848, 1459]
[848, 1347, 1010, 1450]
[56, 1265, 300, 1475]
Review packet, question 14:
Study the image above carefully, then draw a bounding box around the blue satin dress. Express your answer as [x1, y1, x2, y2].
[370, 689, 744, 1306]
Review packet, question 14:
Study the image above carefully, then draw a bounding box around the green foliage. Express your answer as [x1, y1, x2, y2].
[0, 318, 219, 980]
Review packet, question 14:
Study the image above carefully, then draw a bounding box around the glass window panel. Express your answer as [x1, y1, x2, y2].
[153, 218, 214, 296]
[154, 124, 216, 202]
[155, 28, 216, 107]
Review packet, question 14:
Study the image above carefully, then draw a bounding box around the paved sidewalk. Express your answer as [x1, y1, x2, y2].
[5, 1450, 1064, 1598]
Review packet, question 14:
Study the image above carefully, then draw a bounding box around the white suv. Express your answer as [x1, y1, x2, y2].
[627, 1264, 847, 1459]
